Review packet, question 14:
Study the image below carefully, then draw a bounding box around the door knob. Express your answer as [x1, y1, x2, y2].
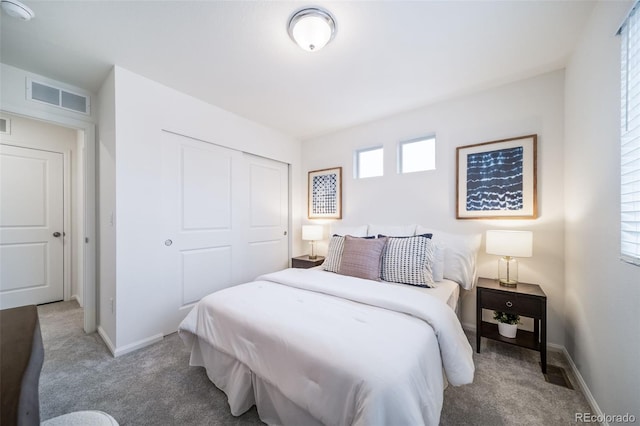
[53, 232, 61, 237]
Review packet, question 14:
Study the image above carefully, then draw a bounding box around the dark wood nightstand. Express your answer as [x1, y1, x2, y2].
[291, 255, 325, 269]
[476, 277, 547, 373]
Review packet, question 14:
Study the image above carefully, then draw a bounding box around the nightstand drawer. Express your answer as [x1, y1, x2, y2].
[480, 290, 542, 318]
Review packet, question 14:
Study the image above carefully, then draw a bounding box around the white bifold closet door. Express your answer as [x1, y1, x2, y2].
[161, 131, 289, 332]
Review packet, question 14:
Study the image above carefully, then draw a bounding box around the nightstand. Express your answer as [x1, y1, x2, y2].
[476, 277, 547, 373]
[291, 255, 325, 269]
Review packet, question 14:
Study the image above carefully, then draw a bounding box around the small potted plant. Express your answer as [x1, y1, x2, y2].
[493, 311, 520, 338]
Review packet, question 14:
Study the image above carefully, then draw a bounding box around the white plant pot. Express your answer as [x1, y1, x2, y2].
[498, 322, 518, 338]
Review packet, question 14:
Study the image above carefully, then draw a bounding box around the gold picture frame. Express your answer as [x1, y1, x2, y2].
[308, 167, 342, 219]
[456, 135, 537, 219]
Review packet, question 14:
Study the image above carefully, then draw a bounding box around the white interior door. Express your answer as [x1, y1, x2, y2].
[161, 132, 289, 332]
[0, 144, 64, 308]
[240, 153, 289, 283]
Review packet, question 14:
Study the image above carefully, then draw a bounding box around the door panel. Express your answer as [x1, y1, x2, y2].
[181, 246, 232, 305]
[162, 132, 289, 333]
[0, 144, 64, 308]
[181, 147, 232, 230]
[244, 154, 289, 282]
[162, 132, 242, 331]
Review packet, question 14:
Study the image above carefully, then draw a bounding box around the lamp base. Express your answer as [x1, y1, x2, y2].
[498, 278, 518, 287]
[498, 256, 518, 287]
[308, 254, 317, 260]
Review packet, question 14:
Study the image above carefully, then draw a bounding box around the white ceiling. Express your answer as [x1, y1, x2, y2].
[0, 1, 596, 140]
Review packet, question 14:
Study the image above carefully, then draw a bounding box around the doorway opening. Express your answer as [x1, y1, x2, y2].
[0, 110, 96, 333]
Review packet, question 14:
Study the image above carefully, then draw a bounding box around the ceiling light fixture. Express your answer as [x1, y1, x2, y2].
[1, 0, 35, 21]
[288, 7, 336, 52]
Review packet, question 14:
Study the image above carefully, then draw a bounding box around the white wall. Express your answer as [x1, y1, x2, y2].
[98, 66, 302, 352]
[0, 64, 97, 124]
[97, 69, 117, 346]
[565, 0, 640, 419]
[301, 71, 567, 345]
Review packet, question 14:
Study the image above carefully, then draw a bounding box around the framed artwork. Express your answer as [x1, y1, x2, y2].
[308, 167, 342, 219]
[456, 135, 537, 219]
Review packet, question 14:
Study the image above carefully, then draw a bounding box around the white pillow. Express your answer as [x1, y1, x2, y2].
[432, 244, 445, 282]
[368, 224, 417, 237]
[330, 224, 368, 237]
[416, 226, 481, 290]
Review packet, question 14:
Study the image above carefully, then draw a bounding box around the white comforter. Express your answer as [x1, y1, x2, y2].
[179, 268, 474, 425]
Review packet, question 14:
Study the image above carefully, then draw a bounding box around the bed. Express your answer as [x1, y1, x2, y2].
[179, 227, 480, 425]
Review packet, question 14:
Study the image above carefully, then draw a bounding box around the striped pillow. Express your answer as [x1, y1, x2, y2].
[381, 235, 435, 287]
[323, 235, 345, 273]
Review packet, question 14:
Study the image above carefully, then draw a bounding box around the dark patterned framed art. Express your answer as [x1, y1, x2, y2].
[308, 167, 342, 219]
[456, 135, 537, 219]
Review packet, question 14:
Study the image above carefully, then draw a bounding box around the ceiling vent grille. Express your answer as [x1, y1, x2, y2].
[26, 78, 90, 115]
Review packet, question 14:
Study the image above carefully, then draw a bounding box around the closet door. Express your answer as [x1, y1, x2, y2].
[161, 131, 289, 332]
[240, 153, 289, 283]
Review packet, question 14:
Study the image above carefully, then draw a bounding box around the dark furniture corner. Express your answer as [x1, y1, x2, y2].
[476, 277, 547, 373]
[292, 255, 325, 269]
[1, 305, 44, 426]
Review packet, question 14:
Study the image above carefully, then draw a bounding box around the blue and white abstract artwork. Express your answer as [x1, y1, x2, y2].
[466, 147, 523, 211]
[312, 173, 338, 215]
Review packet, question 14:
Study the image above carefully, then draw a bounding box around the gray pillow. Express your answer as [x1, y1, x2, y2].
[338, 235, 388, 280]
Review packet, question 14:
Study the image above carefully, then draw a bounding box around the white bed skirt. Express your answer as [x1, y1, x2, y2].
[188, 334, 452, 425]
[190, 336, 325, 426]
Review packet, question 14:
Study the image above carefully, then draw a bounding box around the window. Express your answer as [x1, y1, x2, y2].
[620, 4, 640, 265]
[398, 136, 436, 174]
[354, 146, 383, 178]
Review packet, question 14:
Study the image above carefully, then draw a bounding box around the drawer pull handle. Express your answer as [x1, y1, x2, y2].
[506, 301, 513, 308]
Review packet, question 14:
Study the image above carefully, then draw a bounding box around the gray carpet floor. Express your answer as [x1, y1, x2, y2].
[38, 300, 592, 425]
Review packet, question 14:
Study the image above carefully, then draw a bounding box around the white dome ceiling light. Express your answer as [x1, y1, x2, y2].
[288, 7, 336, 52]
[1, 0, 35, 21]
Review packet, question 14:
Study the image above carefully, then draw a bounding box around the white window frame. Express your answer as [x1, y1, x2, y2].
[398, 136, 436, 174]
[354, 146, 384, 179]
[620, 2, 640, 266]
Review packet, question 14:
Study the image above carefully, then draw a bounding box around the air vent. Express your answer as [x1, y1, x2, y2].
[27, 78, 90, 115]
[0, 117, 10, 135]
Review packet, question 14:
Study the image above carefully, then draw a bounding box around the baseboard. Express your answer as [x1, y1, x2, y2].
[551, 344, 608, 426]
[96, 326, 164, 357]
[114, 333, 163, 357]
[70, 294, 84, 308]
[97, 326, 116, 355]
[462, 322, 476, 332]
[465, 322, 607, 426]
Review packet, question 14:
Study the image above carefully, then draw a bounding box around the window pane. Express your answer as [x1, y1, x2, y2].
[620, 6, 640, 265]
[357, 147, 383, 178]
[400, 137, 435, 173]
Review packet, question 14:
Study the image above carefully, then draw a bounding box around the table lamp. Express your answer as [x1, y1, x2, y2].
[302, 225, 323, 259]
[486, 230, 533, 287]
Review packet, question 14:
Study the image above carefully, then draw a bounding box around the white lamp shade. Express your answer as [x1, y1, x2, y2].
[486, 230, 533, 258]
[302, 225, 323, 241]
